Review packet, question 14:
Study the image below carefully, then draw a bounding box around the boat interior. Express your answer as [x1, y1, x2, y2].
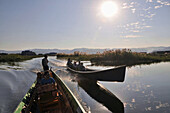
[21, 71, 75, 113]
[36, 83, 73, 113]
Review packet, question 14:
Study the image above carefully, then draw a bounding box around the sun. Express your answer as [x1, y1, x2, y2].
[101, 1, 118, 18]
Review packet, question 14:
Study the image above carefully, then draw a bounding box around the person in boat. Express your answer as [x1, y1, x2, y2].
[37, 72, 43, 84]
[78, 63, 85, 71]
[41, 71, 55, 85]
[42, 55, 49, 71]
[67, 58, 73, 68]
[73, 61, 78, 70]
[77, 61, 81, 70]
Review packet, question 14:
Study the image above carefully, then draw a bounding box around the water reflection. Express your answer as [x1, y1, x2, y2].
[1, 57, 170, 113]
[76, 76, 124, 113]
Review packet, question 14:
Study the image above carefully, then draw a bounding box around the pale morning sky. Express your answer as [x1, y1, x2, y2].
[0, 0, 170, 50]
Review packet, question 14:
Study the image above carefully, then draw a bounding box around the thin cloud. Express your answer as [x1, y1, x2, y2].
[122, 2, 136, 9]
[157, 0, 170, 6]
[143, 7, 152, 11]
[155, 5, 163, 9]
[131, 30, 140, 33]
[144, 26, 152, 28]
[119, 0, 168, 37]
[130, 22, 139, 26]
[124, 35, 142, 38]
[146, 0, 153, 3]
[145, 13, 155, 18]
[131, 8, 136, 13]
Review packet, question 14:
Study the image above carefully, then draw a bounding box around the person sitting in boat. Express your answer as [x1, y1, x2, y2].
[67, 58, 71, 65]
[42, 55, 49, 71]
[67, 58, 73, 68]
[41, 71, 55, 85]
[78, 63, 85, 71]
[37, 72, 43, 84]
[77, 61, 81, 70]
[73, 61, 78, 70]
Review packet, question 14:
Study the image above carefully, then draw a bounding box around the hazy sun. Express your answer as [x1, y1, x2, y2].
[101, 1, 118, 17]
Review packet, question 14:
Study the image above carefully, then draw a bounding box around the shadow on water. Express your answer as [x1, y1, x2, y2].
[56, 68, 124, 113]
[76, 76, 124, 113]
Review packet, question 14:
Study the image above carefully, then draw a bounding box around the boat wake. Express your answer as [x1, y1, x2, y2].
[0, 70, 36, 113]
[0, 56, 67, 113]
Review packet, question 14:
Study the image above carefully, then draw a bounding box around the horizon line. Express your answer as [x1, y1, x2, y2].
[1, 46, 170, 51]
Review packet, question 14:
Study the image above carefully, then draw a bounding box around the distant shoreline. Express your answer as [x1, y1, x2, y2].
[1, 46, 170, 54]
[57, 49, 170, 66]
[0, 54, 42, 63]
[1, 50, 170, 67]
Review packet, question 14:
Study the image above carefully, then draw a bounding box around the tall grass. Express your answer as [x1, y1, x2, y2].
[57, 49, 170, 66]
[90, 49, 170, 66]
[57, 51, 97, 61]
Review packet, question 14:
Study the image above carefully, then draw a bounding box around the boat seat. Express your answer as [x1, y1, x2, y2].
[39, 91, 61, 104]
[37, 83, 57, 94]
[37, 83, 60, 103]
[41, 103, 62, 113]
[38, 97, 61, 113]
[37, 84, 63, 112]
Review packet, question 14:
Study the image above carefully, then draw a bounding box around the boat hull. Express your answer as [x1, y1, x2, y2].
[67, 65, 126, 82]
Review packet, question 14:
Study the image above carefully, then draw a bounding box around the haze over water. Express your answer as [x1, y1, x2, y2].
[0, 57, 170, 113]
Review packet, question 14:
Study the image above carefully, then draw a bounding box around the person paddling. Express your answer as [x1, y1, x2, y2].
[42, 55, 49, 71]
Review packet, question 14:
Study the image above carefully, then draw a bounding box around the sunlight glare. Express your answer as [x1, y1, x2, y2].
[101, 1, 118, 18]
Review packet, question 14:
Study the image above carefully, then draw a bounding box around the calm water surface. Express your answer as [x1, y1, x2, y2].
[0, 57, 170, 113]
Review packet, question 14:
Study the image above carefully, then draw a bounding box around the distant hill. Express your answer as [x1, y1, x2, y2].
[130, 46, 170, 53]
[0, 46, 170, 54]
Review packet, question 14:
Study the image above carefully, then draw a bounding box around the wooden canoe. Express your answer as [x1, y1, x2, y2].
[67, 65, 126, 82]
[14, 70, 86, 113]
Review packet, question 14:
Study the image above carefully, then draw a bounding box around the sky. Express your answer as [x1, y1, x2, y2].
[0, 0, 170, 50]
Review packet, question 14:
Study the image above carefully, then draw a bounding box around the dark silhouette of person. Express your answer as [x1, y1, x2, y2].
[67, 58, 73, 68]
[79, 63, 85, 71]
[42, 55, 49, 71]
[73, 61, 78, 70]
[67, 58, 71, 66]
[37, 72, 43, 84]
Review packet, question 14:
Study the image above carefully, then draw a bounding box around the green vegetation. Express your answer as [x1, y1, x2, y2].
[57, 49, 170, 66]
[90, 49, 170, 66]
[57, 51, 96, 61]
[0, 54, 42, 62]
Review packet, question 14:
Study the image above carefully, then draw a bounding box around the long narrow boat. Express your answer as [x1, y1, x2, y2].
[67, 65, 126, 82]
[14, 70, 86, 113]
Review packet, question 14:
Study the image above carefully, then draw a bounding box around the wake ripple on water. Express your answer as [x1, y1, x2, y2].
[0, 56, 66, 113]
[0, 70, 36, 113]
